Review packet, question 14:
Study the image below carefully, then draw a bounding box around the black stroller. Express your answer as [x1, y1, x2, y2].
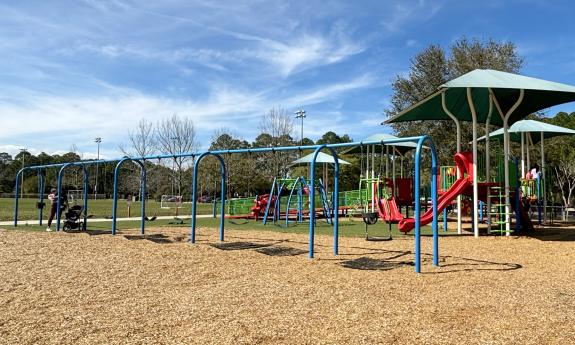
[62, 205, 84, 231]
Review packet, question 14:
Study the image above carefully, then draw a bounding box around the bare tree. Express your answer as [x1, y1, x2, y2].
[257, 106, 296, 178]
[118, 118, 158, 200]
[156, 114, 200, 196]
[120, 118, 157, 157]
[258, 106, 294, 143]
[554, 160, 575, 220]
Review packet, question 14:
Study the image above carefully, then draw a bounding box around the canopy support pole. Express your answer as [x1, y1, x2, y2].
[540, 131, 546, 223]
[527, 133, 532, 172]
[521, 132, 525, 178]
[485, 94, 493, 233]
[385, 145, 389, 179]
[442, 91, 463, 234]
[490, 88, 525, 236]
[392, 147, 398, 195]
[467, 88, 480, 237]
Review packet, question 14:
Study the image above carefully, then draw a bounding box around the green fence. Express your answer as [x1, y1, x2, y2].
[224, 189, 369, 216]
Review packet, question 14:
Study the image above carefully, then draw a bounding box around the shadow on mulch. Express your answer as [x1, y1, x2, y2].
[421, 256, 522, 274]
[340, 257, 414, 271]
[79, 230, 111, 236]
[124, 234, 174, 244]
[210, 241, 273, 251]
[527, 227, 575, 241]
[255, 246, 307, 257]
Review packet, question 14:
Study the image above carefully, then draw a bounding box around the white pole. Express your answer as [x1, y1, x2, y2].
[371, 145, 375, 179]
[442, 91, 463, 234]
[490, 88, 525, 236]
[520, 132, 525, 178]
[385, 145, 389, 178]
[400, 156, 404, 178]
[540, 131, 546, 223]
[527, 132, 532, 173]
[392, 147, 396, 195]
[467, 88, 480, 237]
[365, 145, 369, 179]
[485, 94, 493, 234]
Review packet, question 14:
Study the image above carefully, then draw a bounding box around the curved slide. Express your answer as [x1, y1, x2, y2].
[375, 152, 474, 233]
[397, 177, 471, 232]
[375, 196, 403, 223]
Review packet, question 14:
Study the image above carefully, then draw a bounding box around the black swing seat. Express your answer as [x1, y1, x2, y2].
[362, 212, 393, 241]
[361, 212, 379, 225]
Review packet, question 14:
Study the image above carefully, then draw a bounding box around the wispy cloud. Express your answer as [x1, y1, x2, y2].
[247, 28, 365, 77]
[284, 74, 374, 105]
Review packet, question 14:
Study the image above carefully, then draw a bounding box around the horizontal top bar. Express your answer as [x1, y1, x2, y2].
[18, 136, 426, 172]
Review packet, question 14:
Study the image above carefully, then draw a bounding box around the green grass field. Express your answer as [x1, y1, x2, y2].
[1, 198, 215, 221]
[3, 215, 452, 239]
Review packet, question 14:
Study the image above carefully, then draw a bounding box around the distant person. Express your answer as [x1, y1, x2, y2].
[530, 163, 540, 180]
[46, 189, 57, 231]
[46, 188, 67, 231]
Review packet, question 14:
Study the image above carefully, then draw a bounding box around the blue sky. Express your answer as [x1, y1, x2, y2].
[1, 0, 575, 159]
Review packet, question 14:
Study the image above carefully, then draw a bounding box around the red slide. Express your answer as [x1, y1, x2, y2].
[397, 152, 474, 233]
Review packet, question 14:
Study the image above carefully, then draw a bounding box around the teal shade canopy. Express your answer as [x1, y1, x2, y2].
[291, 151, 351, 165]
[386, 69, 575, 127]
[341, 133, 420, 155]
[476, 119, 575, 143]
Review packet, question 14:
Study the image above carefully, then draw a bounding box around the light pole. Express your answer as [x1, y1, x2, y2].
[94, 137, 101, 200]
[294, 109, 306, 147]
[19, 148, 27, 198]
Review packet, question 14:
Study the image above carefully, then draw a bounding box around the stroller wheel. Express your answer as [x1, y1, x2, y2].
[63, 224, 71, 231]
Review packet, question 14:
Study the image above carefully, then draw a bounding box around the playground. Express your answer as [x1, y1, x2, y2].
[3, 36, 575, 343]
[1, 225, 574, 344]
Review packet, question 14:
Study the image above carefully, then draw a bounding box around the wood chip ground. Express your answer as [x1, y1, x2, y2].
[0, 226, 574, 344]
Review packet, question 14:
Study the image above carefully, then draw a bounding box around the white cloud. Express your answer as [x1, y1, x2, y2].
[247, 30, 365, 77]
[284, 74, 374, 105]
[0, 71, 377, 158]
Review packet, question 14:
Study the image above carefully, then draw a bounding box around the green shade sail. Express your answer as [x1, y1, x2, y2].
[386, 69, 575, 126]
[291, 151, 350, 165]
[341, 133, 420, 155]
[476, 119, 575, 143]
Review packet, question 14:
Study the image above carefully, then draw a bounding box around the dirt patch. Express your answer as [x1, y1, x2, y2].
[0, 225, 574, 344]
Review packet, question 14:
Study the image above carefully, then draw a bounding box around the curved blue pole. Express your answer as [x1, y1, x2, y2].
[111, 158, 147, 235]
[308, 145, 340, 258]
[82, 165, 89, 230]
[13, 168, 27, 227]
[191, 153, 225, 243]
[140, 166, 147, 234]
[285, 177, 303, 227]
[38, 170, 45, 226]
[56, 163, 74, 231]
[262, 177, 276, 225]
[413, 136, 439, 273]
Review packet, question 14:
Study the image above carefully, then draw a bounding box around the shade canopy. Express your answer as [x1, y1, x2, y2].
[341, 133, 420, 155]
[291, 151, 350, 165]
[386, 69, 575, 126]
[476, 119, 575, 143]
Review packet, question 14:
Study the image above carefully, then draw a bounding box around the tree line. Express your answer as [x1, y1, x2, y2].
[0, 107, 358, 199]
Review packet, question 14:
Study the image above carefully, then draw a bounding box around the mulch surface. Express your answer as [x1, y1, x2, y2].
[0, 226, 574, 344]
